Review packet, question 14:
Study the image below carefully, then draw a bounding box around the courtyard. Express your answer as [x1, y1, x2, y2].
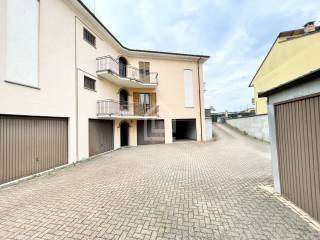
[0, 124, 319, 239]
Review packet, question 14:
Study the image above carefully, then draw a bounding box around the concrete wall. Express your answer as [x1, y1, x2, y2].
[226, 115, 269, 142]
[205, 118, 213, 141]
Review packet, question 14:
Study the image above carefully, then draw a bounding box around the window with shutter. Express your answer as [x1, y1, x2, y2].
[83, 28, 96, 47]
[184, 70, 194, 107]
[139, 62, 150, 83]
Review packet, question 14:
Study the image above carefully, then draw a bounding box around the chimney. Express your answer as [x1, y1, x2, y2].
[304, 21, 316, 33]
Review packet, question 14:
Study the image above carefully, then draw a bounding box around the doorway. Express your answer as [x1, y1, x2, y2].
[120, 121, 129, 147]
[119, 89, 129, 111]
[119, 57, 127, 78]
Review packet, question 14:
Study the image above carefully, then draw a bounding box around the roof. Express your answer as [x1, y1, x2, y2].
[279, 26, 320, 38]
[249, 25, 320, 87]
[76, 0, 210, 60]
[258, 68, 320, 98]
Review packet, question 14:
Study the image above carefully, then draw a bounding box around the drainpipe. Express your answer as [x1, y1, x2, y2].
[197, 57, 203, 142]
[75, 17, 79, 161]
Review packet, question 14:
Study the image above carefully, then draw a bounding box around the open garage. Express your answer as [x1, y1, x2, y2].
[172, 119, 197, 141]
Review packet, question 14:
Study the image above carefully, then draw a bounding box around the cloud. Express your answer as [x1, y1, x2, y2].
[83, 0, 320, 111]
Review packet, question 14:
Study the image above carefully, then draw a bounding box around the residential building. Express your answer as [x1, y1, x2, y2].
[249, 21, 320, 114]
[0, 0, 209, 184]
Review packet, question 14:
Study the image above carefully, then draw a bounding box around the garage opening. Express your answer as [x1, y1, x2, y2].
[137, 120, 165, 145]
[172, 119, 197, 141]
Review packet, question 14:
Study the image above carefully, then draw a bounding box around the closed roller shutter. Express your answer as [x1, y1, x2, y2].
[0, 115, 68, 184]
[137, 120, 165, 145]
[275, 95, 320, 222]
[89, 120, 114, 156]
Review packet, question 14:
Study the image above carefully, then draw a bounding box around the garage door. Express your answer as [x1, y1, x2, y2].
[89, 120, 114, 156]
[137, 120, 165, 145]
[275, 95, 320, 222]
[0, 116, 68, 184]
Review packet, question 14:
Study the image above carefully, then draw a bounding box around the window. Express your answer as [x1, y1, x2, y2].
[6, 0, 39, 87]
[84, 76, 96, 91]
[184, 70, 194, 107]
[139, 62, 150, 83]
[83, 28, 96, 47]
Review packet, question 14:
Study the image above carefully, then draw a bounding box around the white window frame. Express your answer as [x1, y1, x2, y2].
[6, 0, 39, 88]
[184, 69, 194, 108]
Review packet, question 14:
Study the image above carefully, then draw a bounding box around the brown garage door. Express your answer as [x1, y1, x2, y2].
[0, 115, 68, 185]
[275, 95, 320, 222]
[89, 120, 114, 156]
[137, 120, 165, 145]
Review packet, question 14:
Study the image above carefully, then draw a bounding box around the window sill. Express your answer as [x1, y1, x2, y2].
[84, 87, 97, 92]
[83, 38, 97, 49]
[5, 80, 40, 90]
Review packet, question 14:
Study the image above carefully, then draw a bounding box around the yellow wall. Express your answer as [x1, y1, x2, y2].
[252, 32, 320, 114]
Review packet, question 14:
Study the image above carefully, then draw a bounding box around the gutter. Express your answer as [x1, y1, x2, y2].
[197, 57, 203, 141]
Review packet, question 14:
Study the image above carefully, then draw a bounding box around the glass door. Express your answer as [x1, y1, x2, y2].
[139, 93, 151, 114]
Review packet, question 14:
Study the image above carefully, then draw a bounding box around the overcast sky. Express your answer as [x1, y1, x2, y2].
[83, 0, 320, 112]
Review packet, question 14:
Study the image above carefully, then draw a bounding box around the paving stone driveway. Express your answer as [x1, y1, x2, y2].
[0, 124, 319, 240]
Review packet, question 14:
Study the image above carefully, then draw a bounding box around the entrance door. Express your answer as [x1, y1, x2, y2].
[120, 121, 129, 147]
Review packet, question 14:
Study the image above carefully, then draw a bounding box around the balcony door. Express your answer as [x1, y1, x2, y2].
[119, 57, 127, 78]
[140, 93, 151, 114]
[133, 93, 156, 115]
[139, 61, 150, 83]
[119, 89, 129, 111]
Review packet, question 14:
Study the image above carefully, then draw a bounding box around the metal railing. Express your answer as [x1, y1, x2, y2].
[97, 99, 159, 117]
[96, 56, 158, 84]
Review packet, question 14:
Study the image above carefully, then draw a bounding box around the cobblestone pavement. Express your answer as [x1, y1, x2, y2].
[0, 124, 320, 240]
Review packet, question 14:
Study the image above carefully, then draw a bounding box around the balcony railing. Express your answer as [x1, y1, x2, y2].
[97, 99, 159, 117]
[96, 56, 158, 84]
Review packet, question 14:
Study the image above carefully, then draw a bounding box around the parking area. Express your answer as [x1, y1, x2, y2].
[0, 124, 319, 239]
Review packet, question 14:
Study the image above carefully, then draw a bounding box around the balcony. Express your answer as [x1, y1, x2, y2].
[96, 56, 158, 88]
[97, 99, 159, 119]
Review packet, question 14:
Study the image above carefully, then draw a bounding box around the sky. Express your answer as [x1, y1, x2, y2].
[83, 0, 320, 112]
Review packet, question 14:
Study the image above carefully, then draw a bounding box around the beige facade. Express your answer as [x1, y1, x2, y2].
[0, 0, 209, 165]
